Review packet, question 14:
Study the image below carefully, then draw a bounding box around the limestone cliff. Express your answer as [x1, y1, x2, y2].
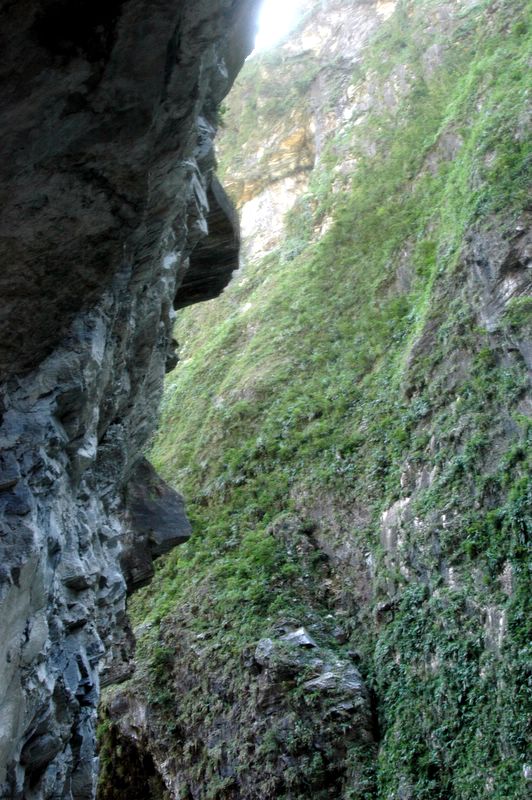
[100, 0, 531, 798]
[220, 0, 398, 258]
[0, 1, 258, 797]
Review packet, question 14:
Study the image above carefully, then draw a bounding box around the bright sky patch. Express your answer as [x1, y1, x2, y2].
[254, 0, 305, 51]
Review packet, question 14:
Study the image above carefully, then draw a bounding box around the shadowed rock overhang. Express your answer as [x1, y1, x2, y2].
[0, 0, 259, 797]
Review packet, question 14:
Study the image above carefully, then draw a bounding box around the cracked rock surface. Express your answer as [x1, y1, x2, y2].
[0, 1, 258, 797]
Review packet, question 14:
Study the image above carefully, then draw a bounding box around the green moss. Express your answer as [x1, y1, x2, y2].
[124, 1, 531, 797]
[97, 713, 171, 800]
[501, 296, 532, 331]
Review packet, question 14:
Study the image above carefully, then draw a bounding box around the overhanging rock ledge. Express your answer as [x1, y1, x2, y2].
[0, 1, 258, 797]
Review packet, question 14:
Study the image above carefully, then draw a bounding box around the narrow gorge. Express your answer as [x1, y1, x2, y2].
[0, 1, 530, 799]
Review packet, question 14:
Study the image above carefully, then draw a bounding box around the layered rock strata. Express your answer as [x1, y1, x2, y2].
[0, 1, 257, 797]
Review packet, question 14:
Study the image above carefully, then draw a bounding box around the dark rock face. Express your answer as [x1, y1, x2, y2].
[0, 0, 251, 379]
[121, 457, 192, 595]
[175, 176, 241, 309]
[0, 1, 258, 797]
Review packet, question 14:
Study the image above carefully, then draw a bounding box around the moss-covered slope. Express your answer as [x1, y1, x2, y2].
[99, 1, 531, 798]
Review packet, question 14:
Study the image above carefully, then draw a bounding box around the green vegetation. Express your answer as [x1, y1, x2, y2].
[501, 296, 532, 331]
[97, 714, 171, 800]
[100, 1, 531, 798]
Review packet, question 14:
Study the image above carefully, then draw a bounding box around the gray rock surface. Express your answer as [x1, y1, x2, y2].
[120, 457, 192, 595]
[0, 1, 258, 797]
[280, 627, 318, 648]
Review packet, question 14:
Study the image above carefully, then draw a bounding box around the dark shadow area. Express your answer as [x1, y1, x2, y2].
[97, 721, 169, 800]
[32, 0, 126, 62]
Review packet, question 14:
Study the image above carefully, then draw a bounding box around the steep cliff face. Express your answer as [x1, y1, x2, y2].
[220, 0, 398, 257]
[100, 0, 531, 797]
[0, 1, 258, 798]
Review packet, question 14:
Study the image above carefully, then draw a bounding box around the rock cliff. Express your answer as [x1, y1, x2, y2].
[0, 1, 258, 797]
[100, 0, 531, 798]
[220, 0, 398, 258]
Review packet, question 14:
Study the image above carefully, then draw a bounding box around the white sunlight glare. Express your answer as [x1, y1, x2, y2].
[254, 0, 305, 52]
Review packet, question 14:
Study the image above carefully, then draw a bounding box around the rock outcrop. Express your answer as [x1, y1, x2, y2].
[0, 1, 258, 797]
[99, 616, 376, 800]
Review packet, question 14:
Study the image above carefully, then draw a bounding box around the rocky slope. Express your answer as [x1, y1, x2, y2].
[100, 0, 532, 800]
[100, 0, 531, 797]
[0, 1, 259, 798]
